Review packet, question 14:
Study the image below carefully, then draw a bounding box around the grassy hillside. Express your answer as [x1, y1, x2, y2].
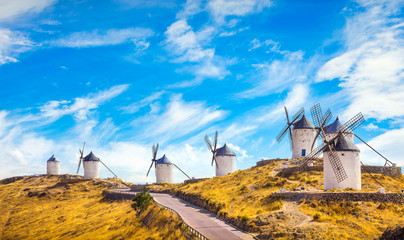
[0, 175, 186, 240]
[160, 160, 404, 239]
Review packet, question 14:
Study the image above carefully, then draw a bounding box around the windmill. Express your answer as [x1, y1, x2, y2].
[277, 107, 318, 159]
[146, 143, 192, 183]
[46, 154, 60, 175]
[205, 131, 236, 176]
[76, 142, 121, 180]
[299, 103, 365, 190]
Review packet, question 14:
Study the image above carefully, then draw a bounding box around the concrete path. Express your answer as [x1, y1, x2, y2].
[150, 193, 255, 240]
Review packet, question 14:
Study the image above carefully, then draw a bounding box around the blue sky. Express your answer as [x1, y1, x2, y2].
[0, 0, 403, 183]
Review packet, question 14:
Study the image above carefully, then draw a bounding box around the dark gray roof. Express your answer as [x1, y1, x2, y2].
[216, 143, 236, 156]
[293, 115, 315, 129]
[324, 135, 360, 152]
[84, 151, 100, 161]
[325, 117, 342, 133]
[156, 154, 172, 164]
[47, 154, 57, 161]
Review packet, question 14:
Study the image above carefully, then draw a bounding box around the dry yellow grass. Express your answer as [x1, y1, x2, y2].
[0, 175, 186, 240]
[160, 160, 404, 239]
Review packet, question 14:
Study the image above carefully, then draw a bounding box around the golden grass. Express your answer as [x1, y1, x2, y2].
[156, 160, 404, 239]
[0, 175, 186, 240]
[300, 199, 404, 239]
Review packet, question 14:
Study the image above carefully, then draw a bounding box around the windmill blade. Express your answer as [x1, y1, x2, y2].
[327, 147, 348, 183]
[291, 107, 305, 123]
[213, 130, 218, 151]
[81, 142, 86, 157]
[310, 130, 321, 151]
[354, 134, 394, 166]
[289, 131, 293, 151]
[173, 164, 191, 180]
[276, 123, 292, 142]
[152, 144, 155, 158]
[153, 143, 159, 160]
[204, 135, 213, 152]
[76, 159, 82, 174]
[211, 154, 218, 168]
[317, 109, 333, 140]
[310, 103, 323, 128]
[299, 143, 328, 169]
[99, 159, 118, 178]
[146, 161, 154, 177]
[338, 112, 365, 134]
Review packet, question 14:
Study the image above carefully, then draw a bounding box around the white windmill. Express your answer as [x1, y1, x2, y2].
[277, 107, 318, 159]
[205, 131, 236, 177]
[146, 143, 191, 184]
[76, 142, 120, 179]
[300, 103, 365, 190]
[46, 154, 60, 175]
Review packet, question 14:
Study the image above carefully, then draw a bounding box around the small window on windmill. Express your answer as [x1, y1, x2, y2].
[341, 153, 345, 156]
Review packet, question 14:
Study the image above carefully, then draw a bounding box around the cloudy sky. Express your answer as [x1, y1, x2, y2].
[0, 0, 403, 183]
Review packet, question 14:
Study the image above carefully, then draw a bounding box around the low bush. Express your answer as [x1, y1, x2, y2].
[132, 190, 153, 211]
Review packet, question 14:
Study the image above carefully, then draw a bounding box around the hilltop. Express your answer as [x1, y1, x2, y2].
[0, 175, 186, 240]
[151, 160, 404, 239]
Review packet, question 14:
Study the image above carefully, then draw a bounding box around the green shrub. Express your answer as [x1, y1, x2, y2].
[131, 190, 153, 211]
[313, 213, 321, 221]
[240, 215, 249, 222]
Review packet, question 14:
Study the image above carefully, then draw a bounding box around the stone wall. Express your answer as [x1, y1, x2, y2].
[272, 192, 404, 204]
[278, 165, 402, 178]
[130, 184, 148, 191]
[256, 159, 286, 167]
[0, 176, 27, 184]
[184, 178, 209, 184]
[102, 189, 136, 200]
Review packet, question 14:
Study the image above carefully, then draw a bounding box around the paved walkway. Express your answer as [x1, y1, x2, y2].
[150, 193, 255, 240]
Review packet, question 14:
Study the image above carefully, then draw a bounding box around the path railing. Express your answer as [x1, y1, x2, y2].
[153, 199, 209, 240]
[107, 189, 209, 240]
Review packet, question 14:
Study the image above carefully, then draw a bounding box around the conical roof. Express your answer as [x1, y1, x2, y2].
[293, 115, 315, 129]
[325, 117, 342, 133]
[216, 143, 236, 156]
[324, 135, 360, 152]
[47, 154, 57, 161]
[84, 151, 100, 161]
[156, 154, 172, 164]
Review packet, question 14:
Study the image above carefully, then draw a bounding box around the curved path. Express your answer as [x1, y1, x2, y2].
[150, 193, 255, 240]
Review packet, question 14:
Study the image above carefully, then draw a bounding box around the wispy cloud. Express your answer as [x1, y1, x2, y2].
[51, 28, 154, 48]
[207, 0, 272, 24]
[316, 0, 404, 121]
[0, 0, 56, 22]
[237, 50, 308, 99]
[132, 94, 228, 141]
[0, 28, 33, 64]
[120, 91, 165, 114]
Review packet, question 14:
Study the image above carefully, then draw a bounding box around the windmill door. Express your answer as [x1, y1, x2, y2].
[302, 149, 306, 157]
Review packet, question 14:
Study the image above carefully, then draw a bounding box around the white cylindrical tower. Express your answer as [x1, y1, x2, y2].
[46, 154, 60, 175]
[215, 143, 236, 177]
[323, 135, 361, 190]
[324, 117, 354, 143]
[83, 152, 100, 179]
[155, 155, 174, 183]
[292, 115, 317, 159]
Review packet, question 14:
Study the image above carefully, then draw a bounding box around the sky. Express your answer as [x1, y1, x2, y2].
[0, 0, 403, 183]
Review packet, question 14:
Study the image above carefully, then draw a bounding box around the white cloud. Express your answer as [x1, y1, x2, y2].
[52, 28, 154, 48]
[237, 51, 308, 99]
[164, 19, 230, 86]
[208, 0, 272, 24]
[37, 84, 129, 121]
[0, 28, 34, 65]
[176, 0, 203, 19]
[121, 91, 165, 114]
[0, 0, 56, 22]
[133, 94, 227, 141]
[358, 128, 404, 166]
[316, 0, 404, 121]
